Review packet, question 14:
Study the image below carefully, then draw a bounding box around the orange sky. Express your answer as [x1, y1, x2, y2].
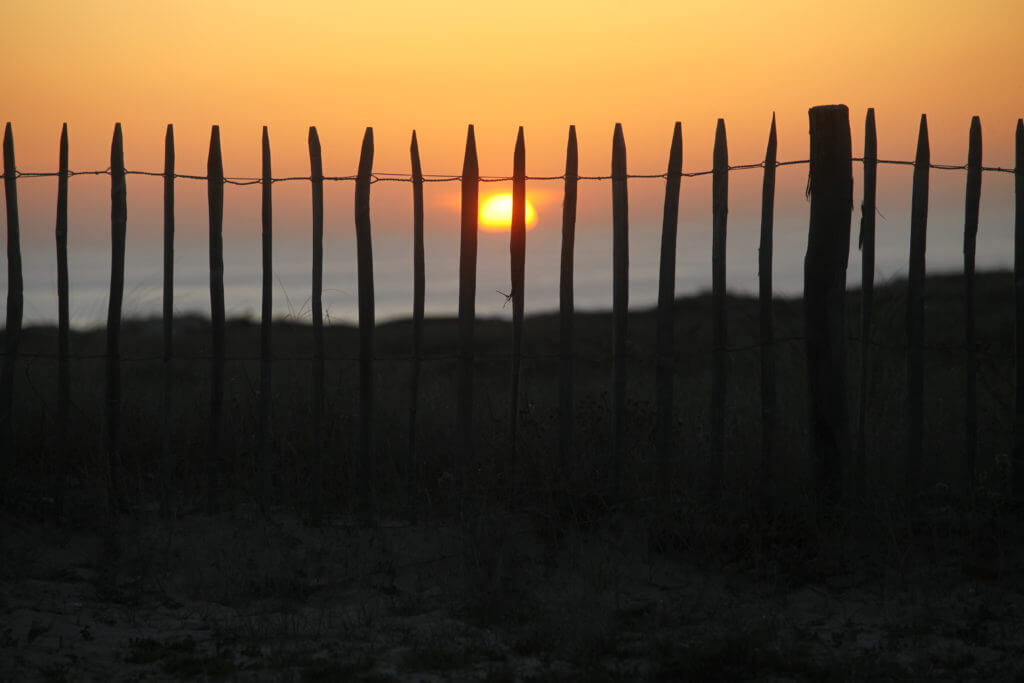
[4, 0, 1022, 179]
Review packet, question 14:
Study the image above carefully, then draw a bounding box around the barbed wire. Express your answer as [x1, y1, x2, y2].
[7, 157, 1017, 185]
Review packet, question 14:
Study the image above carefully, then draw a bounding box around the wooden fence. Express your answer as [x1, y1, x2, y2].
[2, 105, 1023, 516]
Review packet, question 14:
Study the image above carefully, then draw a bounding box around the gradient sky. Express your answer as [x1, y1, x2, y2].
[5, 0, 1022, 177]
[3, 1, 1023, 323]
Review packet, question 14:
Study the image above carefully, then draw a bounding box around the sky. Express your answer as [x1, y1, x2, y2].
[2, 0, 1023, 323]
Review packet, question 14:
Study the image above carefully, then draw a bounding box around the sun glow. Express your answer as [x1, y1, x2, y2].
[479, 193, 538, 232]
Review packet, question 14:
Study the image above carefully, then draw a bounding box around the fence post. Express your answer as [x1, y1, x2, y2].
[906, 115, 929, 501]
[308, 126, 325, 515]
[106, 124, 127, 511]
[805, 104, 852, 505]
[55, 123, 70, 518]
[1014, 119, 1024, 500]
[457, 125, 479, 504]
[160, 124, 175, 516]
[355, 127, 375, 523]
[611, 123, 628, 498]
[409, 131, 424, 518]
[510, 127, 526, 480]
[710, 119, 728, 502]
[207, 126, 225, 513]
[758, 115, 778, 489]
[656, 122, 682, 504]
[963, 117, 982, 489]
[1, 123, 23, 473]
[856, 108, 877, 500]
[259, 126, 274, 503]
[559, 127, 578, 465]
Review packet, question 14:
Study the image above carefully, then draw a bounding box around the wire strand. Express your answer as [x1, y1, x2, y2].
[9, 157, 1016, 184]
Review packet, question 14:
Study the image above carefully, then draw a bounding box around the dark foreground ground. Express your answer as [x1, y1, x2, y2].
[2, 499, 1024, 682]
[2, 272, 1024, 680]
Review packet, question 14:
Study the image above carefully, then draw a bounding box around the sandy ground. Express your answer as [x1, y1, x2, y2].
[3, 500, 1024, 683]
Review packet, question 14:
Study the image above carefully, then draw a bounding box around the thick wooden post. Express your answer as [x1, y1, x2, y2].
[510, 127, 526, 475]
[1, 123, 23, 466]
[710, 119, 728, 502]
[55, 124, 70, 516]
[308, 127, 326, 510]
[107, 124, 128, 510]
[559, 127, 578, 464]
[408, 131, 424, 514]
[758, 115, 778, 488]
[906, 115, 930, 500]
[355, 127, 375, 522]
[611, 123, 628, 497]
[1014, 119, 1024, 500]
[963, 117, 982, 488]
[160, 124, 175, 516]
[805, 105, 852, 505]
[259, 126, 274, 500]
[855, 109, 877, 499]
[207, 126, 225, 513]
[457, 126, 479, 496]
[656, 122, 683, 502]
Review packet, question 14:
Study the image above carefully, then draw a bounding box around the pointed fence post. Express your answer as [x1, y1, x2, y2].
[1, 123, 23, 472]
[758, 115, 778, 489]
[510, 127, 526, 479]
[160, 124, 175, 516]
[656, 122, 682, 504]
[611, 123, 628, 498]
[408, 131, 424, 516]
[856, 109, 877, 499]
[710, 119, 728, 502]
[1013, 119, 1024, 500]
[457, 126, 479, 503]
[106, 124, 127, 510]
[355, 127, 375, 523]
[963, 117, 982, 488]
[559, 127, 578, 465]
[906, 115, 930, 500]
[55, 124, 70, 517]
[207, 126, 225, 513]
[805, 104, 852, 505]
[259, 126, 274, 502]
[308, 127, 326, 515]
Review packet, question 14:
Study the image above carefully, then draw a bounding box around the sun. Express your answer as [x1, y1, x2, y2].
[479, 193, 538, 232]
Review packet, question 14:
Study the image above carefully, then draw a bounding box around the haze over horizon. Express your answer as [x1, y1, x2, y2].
[3, 0, 1022, 325]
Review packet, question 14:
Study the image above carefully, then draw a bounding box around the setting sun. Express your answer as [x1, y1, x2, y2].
[479, 193, 538, 232]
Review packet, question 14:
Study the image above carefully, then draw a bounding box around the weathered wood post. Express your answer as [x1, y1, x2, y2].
[207, 126, 225, 513]
[355, 127, 376, 523]
[611, 123, 628, 497]
[906, 115, 930, 500]
[308, 126, 325, 512]
[259, 126, 274, 501]
[710, 119, 728, 502]
[160, 124, 175, 516]
[107, 123, 127, 510]
[855, 108, 877, 499]
[457, 126, 479, 502]
[656, 122, 682, 503]
[559, 126, 578, 465]
[408, 131, 424, 516]
[758, 115, 778, 488]
[1, 123, 23, 471]
[509, 127, 526, 480]
[963, 117, 982, 488]
[55, 124, 70, 517]
[805, 105, 852, 505]
[1013, 119, 1024, 500]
